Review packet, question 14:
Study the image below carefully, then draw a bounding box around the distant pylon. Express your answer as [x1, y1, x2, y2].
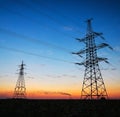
[13, 61, 26, 98]
[72, 19, 113, 99]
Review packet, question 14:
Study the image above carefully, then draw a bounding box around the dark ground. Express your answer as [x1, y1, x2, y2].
[0, 99, 120, 117]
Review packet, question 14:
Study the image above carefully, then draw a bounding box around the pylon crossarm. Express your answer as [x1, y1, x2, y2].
[72, 49, 86, 55]
[97, 57, 109, 64]
[76, 38, 86, 43]
[93, 32, 105, 40]
[96, 43, 113, 50]
[72, 43, 112, 57]
[75, 62, 85, 66]
[77, 32, 103, 42]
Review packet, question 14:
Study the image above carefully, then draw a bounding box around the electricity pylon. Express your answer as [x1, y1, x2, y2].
[72, 19, 113, 99]
[13, 61, 26, 98]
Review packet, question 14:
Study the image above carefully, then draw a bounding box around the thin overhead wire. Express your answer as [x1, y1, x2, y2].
[32, 0, 82, 31]
[1, 4, 75, 39]
[15, 0, 81, 34]
[0, 28, 79, 64]
[0, 45, 74, 64]
[0, 28, 72, 53]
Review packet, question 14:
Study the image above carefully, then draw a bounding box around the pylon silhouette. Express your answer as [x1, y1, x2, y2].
[13, 61, 26, 98]
[72, 19, 113, 99]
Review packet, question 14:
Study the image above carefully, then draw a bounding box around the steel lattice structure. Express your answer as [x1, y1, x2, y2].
[72, 19, 112, 99]
[13, 61, 26, 98]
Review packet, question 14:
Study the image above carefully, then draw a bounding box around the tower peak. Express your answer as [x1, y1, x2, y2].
[86, 18, 93, 34]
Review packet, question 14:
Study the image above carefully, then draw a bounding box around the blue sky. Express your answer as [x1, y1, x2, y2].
[0, 0, 120, 99]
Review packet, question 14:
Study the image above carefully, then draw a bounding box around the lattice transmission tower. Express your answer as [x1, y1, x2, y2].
[13, 61, 26, 98]
[72, 19, 113, 99]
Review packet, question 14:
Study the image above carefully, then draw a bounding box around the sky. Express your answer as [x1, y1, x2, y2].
[0, 0, 120, 99]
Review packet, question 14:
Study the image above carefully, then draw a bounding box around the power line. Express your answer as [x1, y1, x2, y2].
[1, 4, 75, 39]
[15, 0, 81, 34]
[0, 28, 72, 53]
[32, 0, 82, 31]
[0, 45, 74, 64]
[0, 28, 82, 66]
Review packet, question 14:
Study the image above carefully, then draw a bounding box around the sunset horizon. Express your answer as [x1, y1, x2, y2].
[0, 0, 120, 100]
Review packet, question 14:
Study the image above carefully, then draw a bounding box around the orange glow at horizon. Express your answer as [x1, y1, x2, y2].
[0, 89, 120, 99]
[0, 75, 120, 99]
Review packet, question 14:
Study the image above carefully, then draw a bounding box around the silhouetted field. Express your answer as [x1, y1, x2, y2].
[0, 99, 120, 117]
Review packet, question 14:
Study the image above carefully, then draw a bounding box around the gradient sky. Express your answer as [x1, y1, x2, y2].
[0, 0, 120, 99]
